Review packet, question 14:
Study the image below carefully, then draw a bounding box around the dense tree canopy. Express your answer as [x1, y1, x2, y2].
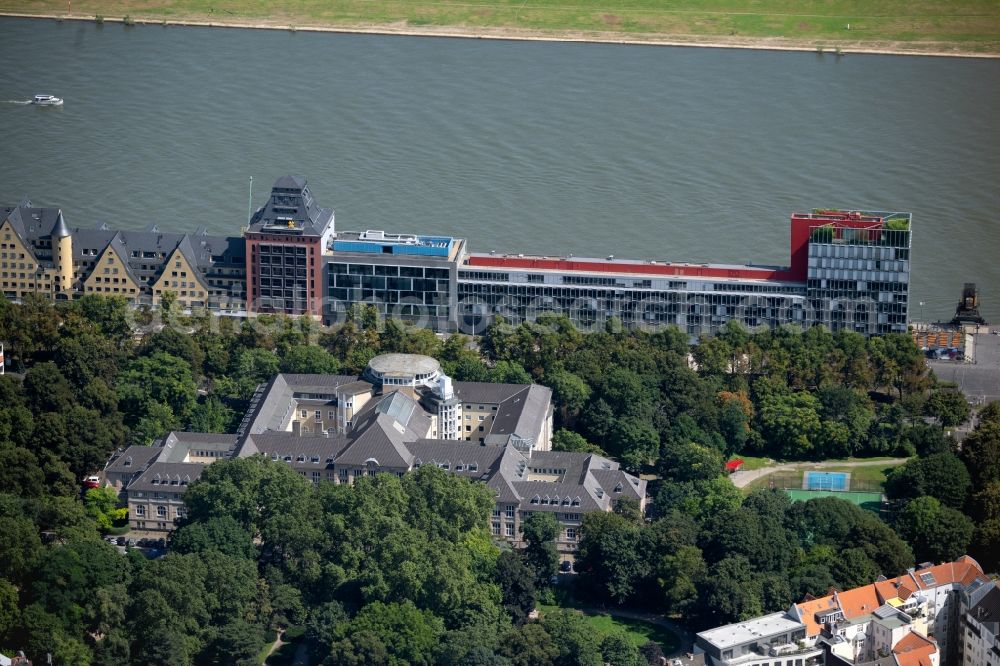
[0, 295, 994, 664]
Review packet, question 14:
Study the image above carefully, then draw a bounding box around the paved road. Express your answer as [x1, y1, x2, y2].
[928, 333, 1000, 404]
[729, 458, 909, 489]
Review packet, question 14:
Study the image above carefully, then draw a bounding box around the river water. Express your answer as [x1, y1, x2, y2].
[1, 17, 998, 322]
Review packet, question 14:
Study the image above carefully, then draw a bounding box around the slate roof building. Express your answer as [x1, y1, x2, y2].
[244, 175, 335, 317]
[960, 579, 1000, 666]
[0, 199, 246, 310]
[104, 432, 238, 531]
[102, 353, 644, 558]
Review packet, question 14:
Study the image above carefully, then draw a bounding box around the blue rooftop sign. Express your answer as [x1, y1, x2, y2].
[333, 231, 453, 257]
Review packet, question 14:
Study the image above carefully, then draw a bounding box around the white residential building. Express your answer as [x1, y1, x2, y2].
[697, 558, 990, 666]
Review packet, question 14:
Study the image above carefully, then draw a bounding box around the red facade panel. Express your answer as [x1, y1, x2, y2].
[789, 211, 883, 281]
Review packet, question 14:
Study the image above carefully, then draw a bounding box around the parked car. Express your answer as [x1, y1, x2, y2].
[116, 536, 127, 546]
[83, 475, 101, 489]
[559, 560, 573, 573]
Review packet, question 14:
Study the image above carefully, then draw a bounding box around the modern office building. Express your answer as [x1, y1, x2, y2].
[324, 230, 466, 331]
[4, 177, 912, 337]
[458, 210, 912, 337]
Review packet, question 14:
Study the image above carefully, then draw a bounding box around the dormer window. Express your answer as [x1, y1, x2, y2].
[530, 495, 540, 505]
[124, 456, 132, 467]
[614, 482, 623, 494]
[562, 498, 571, 506]
[571, 497, 581, 507]
[468, 463, 478, 472]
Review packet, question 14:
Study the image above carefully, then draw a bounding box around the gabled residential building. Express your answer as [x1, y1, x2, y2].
[959, 580, 1000, 666]
[697, 558, 991, 666]
[0, 200, 246, 309]
[0, 203, 70, 299]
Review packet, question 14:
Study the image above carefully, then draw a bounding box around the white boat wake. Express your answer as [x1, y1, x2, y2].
[2, 100, 32, 104]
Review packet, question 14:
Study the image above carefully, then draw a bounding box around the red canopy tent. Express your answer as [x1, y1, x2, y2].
[725, 458, 745, 473]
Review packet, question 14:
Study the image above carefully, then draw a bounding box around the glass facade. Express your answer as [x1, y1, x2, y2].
[309, 210, 910, 338]
[456, 215, 911, 337]
[805, 224, 911, 335]
[326, 261, 453, 328]
[457, 273, 809, 336]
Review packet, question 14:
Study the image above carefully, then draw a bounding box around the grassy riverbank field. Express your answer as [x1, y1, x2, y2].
[2, 0, 999, 55]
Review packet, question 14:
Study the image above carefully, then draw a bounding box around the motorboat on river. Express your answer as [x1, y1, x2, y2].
[32, 94, 63, 106]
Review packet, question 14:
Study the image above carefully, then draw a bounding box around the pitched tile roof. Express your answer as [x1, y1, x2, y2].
[871, 557, 988, 605]
[836, 584, 883, 621]
[793, 594, 839, 637]
[590, 468, 645, 501]
[452, 381, 529, 405]
[513, 480, 604, 512]
[1, 204, 65, 246]
[892, 631, 937, 666]
[166, 432, 238, 446]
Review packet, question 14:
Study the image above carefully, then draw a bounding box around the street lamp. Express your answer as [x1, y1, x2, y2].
[919, 301, 925, 322]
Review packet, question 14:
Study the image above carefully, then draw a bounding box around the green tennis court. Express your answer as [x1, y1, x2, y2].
[785, 489, 884, 513]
